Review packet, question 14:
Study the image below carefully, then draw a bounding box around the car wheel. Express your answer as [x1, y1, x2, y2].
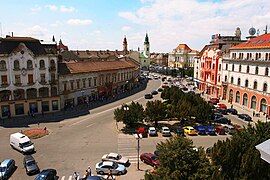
[118, 171, 122, 175]
[99, 171, 104, 175]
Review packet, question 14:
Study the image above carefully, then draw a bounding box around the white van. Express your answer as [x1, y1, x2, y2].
[10, 132, 34, 153]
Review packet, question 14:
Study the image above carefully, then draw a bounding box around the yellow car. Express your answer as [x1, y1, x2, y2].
[183, 126, 197, 136]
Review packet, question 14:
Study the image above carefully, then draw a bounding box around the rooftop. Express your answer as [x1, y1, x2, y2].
[231, 33, 270, 50]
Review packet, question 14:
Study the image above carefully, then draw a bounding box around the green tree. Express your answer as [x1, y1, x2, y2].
[145, 137, 215, 180]
[211, 122, 270, 179]
[113, 102, 144, 127]
[145, 100, 167, 127]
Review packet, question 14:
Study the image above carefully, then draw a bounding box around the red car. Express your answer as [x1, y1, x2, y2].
[217, 103, 227, 110]
[209, 98, 219, 105]
[136, 127, 148, 138]
[215, 125, 226, 135]
[140, 153, 160, 168]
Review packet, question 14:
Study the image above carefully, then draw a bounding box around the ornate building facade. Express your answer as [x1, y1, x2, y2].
[0, 36, 59, 118]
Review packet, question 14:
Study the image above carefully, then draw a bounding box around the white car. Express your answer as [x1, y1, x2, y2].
[102, 153, 129, 166]
[161, 127, 171, 137]
[148, 127, 157, 136]
[96, 161, 126, 175]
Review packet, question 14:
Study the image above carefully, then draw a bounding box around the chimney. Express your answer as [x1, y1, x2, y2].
[11, 32, 13, 37]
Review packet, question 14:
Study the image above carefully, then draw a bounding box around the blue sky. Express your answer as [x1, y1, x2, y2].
[0, 0, 270, 52]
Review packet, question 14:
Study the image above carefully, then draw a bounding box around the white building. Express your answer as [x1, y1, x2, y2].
[0, 36, 60, 118]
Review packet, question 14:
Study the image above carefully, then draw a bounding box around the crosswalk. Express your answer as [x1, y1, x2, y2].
[117, 134, 142, 164]
[60, 176, 73, 180]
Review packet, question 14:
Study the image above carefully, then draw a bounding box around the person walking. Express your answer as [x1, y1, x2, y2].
[87, 166, 91, 176]
[73, 172, 79, 180]
[107, 169, 114, 180]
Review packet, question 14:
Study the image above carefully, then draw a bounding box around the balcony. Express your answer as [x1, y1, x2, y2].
[27, 82, 35, 86]
[14, 82, 22, 86]
[13, 68, 21, 71]
[39, 81, 47, 85]
[49, 66, 56, 72]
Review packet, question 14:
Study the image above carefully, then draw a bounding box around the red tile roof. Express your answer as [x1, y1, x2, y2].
[175, 44, 192, 51]
[59, 58, 138, 75]
[230, 33, 270, 50]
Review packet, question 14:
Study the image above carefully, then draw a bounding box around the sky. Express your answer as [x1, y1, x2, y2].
[0, 0, 270, 52]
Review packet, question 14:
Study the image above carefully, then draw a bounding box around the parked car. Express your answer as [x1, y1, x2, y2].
[148, 127, 157, 136]
[96, 161, 126, 175]
[194, 125, 207, 135]
[151, 90, 158, 95]
[136, 127, 148, 138]
[212, 113, 223, 120]
[209, 98, 219, 105]
[0, 159, 16, 180]
[238, 114, 252, 121]
[227, 108, 238, 115]
[23, 155, 39, 175]
[217, 103, 227, 110]
[205, 126, 216, 135]
[102, 153, 129, 166]
[215, 108, 228, 115]
[10, 132, 35, 153]
[215, 125, 226, 135]
[175, 127, 185, 136]
[35, 169, 57, 180]
[144, 94, 153, 99]
[222, 124, 236, 135]
[214, 117, 231, 125]
[183, 126, 197, 136]
[140, 153, 160, 168]
[161, 127, 171, 137]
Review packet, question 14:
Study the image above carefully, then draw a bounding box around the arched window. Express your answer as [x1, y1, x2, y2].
[27, 60, 33, 69]
[266, 53, 269, 61]
[0, 60, 6, 70]
[260, 98, 267, 112]
[251, 96, 257, 109]
[253, 81, 258, 90]
[255, 66, 259, 75]
[237, 78, 241, 86]
[219, 64, 221, 71]
[247, 65, 250, 73]
[50, 60, 55, 67]
[242, 93, 248, 106]
[229, 89, 233, 102]
[39, 60, 45, 69]
[14, 60, 20, 70]
[224, 75, 227, 82]
[225, 64, 228, 70]
[232, 64, 234, 71]
[265, 67, 269, 76]
[230, 77, 234, 84]
[245, 79, 249, 88]
[263, 83, 268, 92]
[235, 91, 240, 103]
[239, 65, 242, 72]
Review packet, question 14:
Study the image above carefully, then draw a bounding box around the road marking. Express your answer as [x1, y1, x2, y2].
[86, 123, 95, 128]
[61, 176, 65, 180]
[68, 176, 73, 180]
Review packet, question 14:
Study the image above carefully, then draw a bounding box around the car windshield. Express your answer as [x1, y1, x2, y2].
[151, 156, 157, 160]
[116, 155, 122, 160]
[20, 141, 33, 148]
[0, 167, 6, 172]
[112, 163, 118, 169]
[35, 174, 46, 180]
[26, 160, 36, 166]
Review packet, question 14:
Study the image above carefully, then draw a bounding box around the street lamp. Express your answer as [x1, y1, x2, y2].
[134, 133, 143, 170]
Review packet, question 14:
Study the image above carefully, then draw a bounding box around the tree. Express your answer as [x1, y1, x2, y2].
[145, 100, 167, 127]
[113, 102, 144, 127]
[145, 137, 215, 180]
[211, 122, 270, 179]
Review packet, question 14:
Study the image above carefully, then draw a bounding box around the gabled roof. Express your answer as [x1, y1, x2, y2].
[175, 44, 192, 52]
[231, 33, 270, 50]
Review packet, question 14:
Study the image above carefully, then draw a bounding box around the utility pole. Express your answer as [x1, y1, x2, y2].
[134, 133, 142, 170]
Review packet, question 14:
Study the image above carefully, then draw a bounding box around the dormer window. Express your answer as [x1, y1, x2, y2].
[14, 60, 20, 70]
[27, 60, 33, 70]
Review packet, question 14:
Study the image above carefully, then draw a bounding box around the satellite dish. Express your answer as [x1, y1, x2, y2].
[249, 27, 256, 36]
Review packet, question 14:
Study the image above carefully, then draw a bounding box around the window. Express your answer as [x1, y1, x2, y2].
[256, 53, 258, 60]
[15, 104, 24, 115]
[0, 60, 6, 70]
[245, 79, 249, 88]
[265, 67, 269, 76]
[88, 78, 92, 87]
[247, 66, 250, 73]
[235, 91, 240, 103]
[212, 75, 214, 81]
[27, 60, 33, 69]
[1, 75, 8, 85]
[94, 77, 97, 86]
[224, 75, 227, 82]
[253, 81, 258, 90]
[14, 60, 20, 70]
[219, 64, 221, 71]
[213, 64, 215, 69]
[51, 73, 56, 82]
[52, 100, 59, 111]
[28, 74, 33, 84]
[230, 77, 234, 84]
[218, 76, 220, 82]
[232, 64, 234, 71]
[260, 98, 267, 112]
[64, 83, 67, 91]
[237, 78, 241, 86]
[40, 74, 46, 83]
[15, 75, 21, 84]
[225, 64, 228, 70]
[42, 101, 50, 112]
[263, 83, 268, 92]
[39, 60, 45, 69]
[70, 81, 74, 90]
[266, 53, 269, 61]
[255, 66, 259, 75]
[1, 105, 10, 117]
[82, 79, 86, 88]
[242, 93, 248, 106]
[29, 102, 38, 113]
[251, 96, 257, 109]
[239, 65, 242, 72]
[76, 80, 80, 89]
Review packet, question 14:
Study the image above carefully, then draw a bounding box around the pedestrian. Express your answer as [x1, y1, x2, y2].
[253, 111, 255, 117]
[82, 170, 89, 179]
[87, 166, 91, 176]
[107, 169, 114, 180]
[231, 104, 233, 109]
[73, 172, 79, 180]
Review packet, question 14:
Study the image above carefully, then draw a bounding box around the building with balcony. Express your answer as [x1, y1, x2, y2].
[222, 33, 270, 115]
[58, 56, 140, 109]
[0, 36, 59, 118]
[168, 44, 199, 68]
[195, 28, 245, 98]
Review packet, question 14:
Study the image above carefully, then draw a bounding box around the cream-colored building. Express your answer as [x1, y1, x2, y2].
[0, 36, 60, 118]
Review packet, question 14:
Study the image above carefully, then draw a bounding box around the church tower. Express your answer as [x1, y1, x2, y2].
[123, 36, 128, 54]
[144, 33, 150, 56]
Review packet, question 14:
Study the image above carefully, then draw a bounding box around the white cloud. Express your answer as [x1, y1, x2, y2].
[121, 26, 131, 31]
[45, 4, 58, 11]
[30, 5, 42, 13]
[27, 25, 48, 37]
[118, 0, 270, 52]
[50, 21, 62, 27]
[60, 5, 75, 13]
[67, 19, 92, 26]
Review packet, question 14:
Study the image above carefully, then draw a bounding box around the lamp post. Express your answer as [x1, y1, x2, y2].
[134, 133, 142, 170]
[123, 105, 129, 125]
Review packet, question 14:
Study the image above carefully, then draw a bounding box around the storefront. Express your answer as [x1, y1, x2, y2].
[42, 101, 50, 112]
[29, 102, 38, 113]
[1, 105, 10, 117]
[15, 104, 24, 115]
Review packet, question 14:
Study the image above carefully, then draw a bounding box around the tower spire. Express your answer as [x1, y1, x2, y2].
[123, 35, 128, 54]
[52, 35, 55, 42]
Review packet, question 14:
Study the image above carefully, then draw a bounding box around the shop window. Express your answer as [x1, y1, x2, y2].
[251, 96, 257, 109]
[42, 101, 50, 112]
[29, 102, 38, 113]
[15, 104, 24, 115]
[1, 105, 10, 117]
[52, 100, 59, 111]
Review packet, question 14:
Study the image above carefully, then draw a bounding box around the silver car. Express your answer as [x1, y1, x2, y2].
[96, 161, 126, 175]
[102, 153, 129, 166]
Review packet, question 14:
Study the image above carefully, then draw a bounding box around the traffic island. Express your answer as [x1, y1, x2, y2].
[22, 128, 49, 139]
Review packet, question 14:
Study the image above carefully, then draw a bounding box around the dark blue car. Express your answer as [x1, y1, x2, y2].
[194, 125, 207, 135]
[206, 126, 216, 135]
